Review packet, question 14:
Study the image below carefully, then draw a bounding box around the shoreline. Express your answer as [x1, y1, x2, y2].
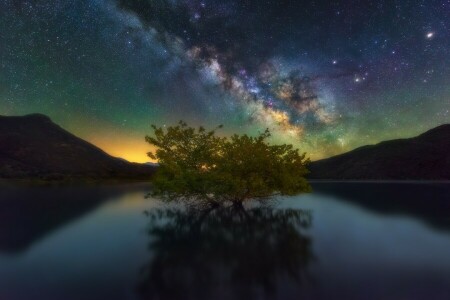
[0, 178, 153, 187]
[309, 179, 450, 184]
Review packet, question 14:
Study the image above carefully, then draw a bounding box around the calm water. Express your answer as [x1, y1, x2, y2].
[0, 182, 449, 300]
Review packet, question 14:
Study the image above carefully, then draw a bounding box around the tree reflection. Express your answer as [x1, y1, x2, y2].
[138, 205, 314, 300]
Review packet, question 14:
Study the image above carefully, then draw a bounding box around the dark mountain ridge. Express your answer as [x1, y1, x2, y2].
[0, 114, 155, 181]
[309, 124, 450, 180]
[2, 114, 448, 181]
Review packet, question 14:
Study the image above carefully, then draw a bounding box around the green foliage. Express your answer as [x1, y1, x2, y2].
[146, 121, 311, 205]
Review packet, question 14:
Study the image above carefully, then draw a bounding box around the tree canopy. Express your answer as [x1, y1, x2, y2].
[146, 121, 311, 206]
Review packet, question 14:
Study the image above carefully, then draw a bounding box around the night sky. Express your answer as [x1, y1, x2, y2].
[1, 0, 449, 162]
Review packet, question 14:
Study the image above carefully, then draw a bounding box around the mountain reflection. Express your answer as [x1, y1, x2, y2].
[0, 183, 151, 254]
[312, 182, 450, 230]
[139, 205, 314, 300]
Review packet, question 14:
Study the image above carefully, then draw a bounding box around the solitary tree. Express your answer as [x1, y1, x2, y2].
[146, 121, 311, 207]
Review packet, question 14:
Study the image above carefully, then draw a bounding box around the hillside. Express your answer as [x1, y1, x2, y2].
[308, 124, 450, 180]
[0, 114, 155, 181]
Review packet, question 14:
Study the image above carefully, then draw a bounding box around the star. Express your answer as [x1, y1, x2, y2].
[1, 0, 449, 163]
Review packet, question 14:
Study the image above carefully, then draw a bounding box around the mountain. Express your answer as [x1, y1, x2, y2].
[308, 124, 450, 180]
[144, 162, 159, 167]
[0, 114, 156, 181]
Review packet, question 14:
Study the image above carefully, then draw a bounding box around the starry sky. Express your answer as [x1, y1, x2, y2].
[1, 0, 449, 162]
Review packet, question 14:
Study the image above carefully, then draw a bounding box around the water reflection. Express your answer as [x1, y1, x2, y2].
[139, 205, 314, 300]
[0, 183, 151, 254]
[0, 183, 449, 300]
[312, 182, 450, 230]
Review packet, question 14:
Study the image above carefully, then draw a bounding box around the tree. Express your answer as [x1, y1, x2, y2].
[146, 121, 311, 206]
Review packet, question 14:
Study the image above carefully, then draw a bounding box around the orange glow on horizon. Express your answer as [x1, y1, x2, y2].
[86, 135, 157, 163]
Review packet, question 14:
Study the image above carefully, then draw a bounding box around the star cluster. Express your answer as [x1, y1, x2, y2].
[0, 0, 449, 162]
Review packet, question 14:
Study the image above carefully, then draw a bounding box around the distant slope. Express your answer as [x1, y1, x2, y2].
[309, 124, 450, 180]
[0, 114, 155, 180]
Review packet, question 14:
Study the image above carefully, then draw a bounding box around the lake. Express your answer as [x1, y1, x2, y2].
[0, 182, 449, 300]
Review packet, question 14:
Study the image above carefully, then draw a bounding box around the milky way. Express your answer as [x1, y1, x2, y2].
[0, 0, 449, 162]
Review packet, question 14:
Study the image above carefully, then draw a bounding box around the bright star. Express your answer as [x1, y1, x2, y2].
[426, 32, 434, 39]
